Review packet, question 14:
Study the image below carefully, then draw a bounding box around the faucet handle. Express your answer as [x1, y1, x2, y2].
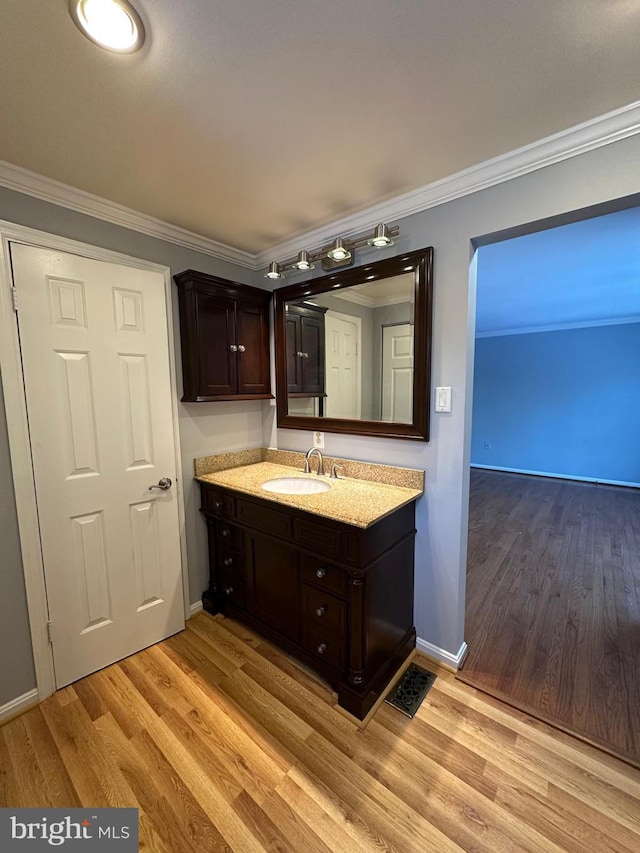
[330, 464, 343, 479]
[303, 459, 311, 473]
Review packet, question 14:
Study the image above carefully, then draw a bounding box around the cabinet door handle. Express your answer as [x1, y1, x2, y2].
[229, 344, 238, 352]
[221, 528, 230, 537]
[223, 557, 233, 566]
[237, 344, 246, 353]
[317, 642, 327, 655]
[225, 586, 234, 595]
[213, 500, 222, 510]
[301, 352, 309, 358]
[315, 605, 327, 617]
[316, 567, 326, 579]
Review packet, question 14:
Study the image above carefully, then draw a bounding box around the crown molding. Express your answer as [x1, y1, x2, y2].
[476, 314, 640, 339]
[1, 100, 639, 273]
[255, 99, 640, 268]
[0, 160, 255, 269]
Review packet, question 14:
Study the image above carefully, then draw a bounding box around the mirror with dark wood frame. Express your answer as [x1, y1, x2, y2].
[274, 247, 433, 440]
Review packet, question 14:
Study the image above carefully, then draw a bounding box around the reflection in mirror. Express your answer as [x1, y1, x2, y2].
[274, 248, 433, 441]
[286, 273, 415, 423]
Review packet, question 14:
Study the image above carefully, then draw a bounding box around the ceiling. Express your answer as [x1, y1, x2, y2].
[1, 1, 640, 255]
[475, 206, 640, 336]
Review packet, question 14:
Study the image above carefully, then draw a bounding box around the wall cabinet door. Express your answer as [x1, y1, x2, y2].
[285, 304, 327, 396]
[246, 530, 300, 643]
[236, 303, 271, 395]
[194, 291, 237, 396]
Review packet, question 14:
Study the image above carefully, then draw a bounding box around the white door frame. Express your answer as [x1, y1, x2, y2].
[0, 221, 189, 702]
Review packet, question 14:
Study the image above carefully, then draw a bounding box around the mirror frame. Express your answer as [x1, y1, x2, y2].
[274, 247, 433, 441]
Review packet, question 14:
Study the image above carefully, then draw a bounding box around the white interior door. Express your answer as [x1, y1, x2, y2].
[382, 323, 414, 423]
[325, 312, 361, 419]
[11, 243, 184, 688]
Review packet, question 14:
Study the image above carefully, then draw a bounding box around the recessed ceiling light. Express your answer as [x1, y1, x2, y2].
[69, 0, 145, 54]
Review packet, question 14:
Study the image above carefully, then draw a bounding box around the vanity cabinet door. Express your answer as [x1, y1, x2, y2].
[246, 530, 300, 643]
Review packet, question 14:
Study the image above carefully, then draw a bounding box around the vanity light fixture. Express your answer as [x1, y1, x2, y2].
[266, 261, 283, 280]
[367, 224, 394, 248]
[294, 250, 314, 271]
[69, 0, 145, 53]
[265, 222, 399, 279]
[326, 238, 351, 262]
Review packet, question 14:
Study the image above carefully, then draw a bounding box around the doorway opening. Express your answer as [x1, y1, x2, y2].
[460, 204, 640, 769]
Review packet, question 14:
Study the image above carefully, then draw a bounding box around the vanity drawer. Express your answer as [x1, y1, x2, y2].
[302, 625, 345, 672]
[220, 579, 246, 610]
[238, 498, 292, 539]
[300, 554, 347, 599]
[217, 521, 243, 553]
[202, 486, 236, 519]
[294, 517, 343, 561]
[219, 551, 244, 582]
[302, 584, 346, 634]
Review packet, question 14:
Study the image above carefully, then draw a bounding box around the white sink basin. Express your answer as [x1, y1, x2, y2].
[262, 477, 331, 495]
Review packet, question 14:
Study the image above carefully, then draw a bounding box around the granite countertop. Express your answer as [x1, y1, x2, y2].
[195, 458, 423, 529]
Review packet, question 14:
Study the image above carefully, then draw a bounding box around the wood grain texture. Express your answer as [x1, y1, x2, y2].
[461, 469, 640, 769]
[2, 612, 639, 851]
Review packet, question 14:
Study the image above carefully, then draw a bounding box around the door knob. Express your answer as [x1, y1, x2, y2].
[148, 477, 172, 491]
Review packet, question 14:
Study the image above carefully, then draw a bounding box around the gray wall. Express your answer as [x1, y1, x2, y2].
[264, 133, 640, 659]
[0, 186, 265, 705]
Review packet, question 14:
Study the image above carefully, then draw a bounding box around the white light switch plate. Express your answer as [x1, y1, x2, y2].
[435, 387, 452, 412]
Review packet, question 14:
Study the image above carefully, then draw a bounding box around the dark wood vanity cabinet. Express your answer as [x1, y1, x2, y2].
[200, 482, 417, 719]
[174, 270, 272, 402]
[285, 302, 327, 396]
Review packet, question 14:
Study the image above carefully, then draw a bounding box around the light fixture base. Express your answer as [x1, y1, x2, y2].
[320, 254, 355, 272]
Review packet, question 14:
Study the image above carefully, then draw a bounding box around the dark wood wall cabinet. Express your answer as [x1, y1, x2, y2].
[285, 302, 327, 396]
[199, 482, 417, 719]
[174, 270, 272, 402]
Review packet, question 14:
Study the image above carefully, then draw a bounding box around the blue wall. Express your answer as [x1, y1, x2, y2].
[471, 322, 640, 485]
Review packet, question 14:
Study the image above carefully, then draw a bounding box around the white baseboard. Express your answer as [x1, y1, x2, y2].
[470, 463, 640, 489]
[0, 688, 39, 725]
[189, 601, 203, 616]
[416, 638, 468, 671]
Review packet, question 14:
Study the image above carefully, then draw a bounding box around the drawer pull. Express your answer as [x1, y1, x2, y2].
[225, 586, 234, 595]
[316, 567, 326, 579]
[221, 528, 230, 537]
[223, 557, 233, 566]
[315, 605, 327, 617]
[213, 500, 222, 510]
[317, 642, 327, 655]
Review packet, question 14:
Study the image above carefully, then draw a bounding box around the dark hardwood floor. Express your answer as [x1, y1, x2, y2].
[459, 468, 640, 769]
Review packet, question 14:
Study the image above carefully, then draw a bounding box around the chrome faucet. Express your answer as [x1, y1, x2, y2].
[304, 447, 325, 476]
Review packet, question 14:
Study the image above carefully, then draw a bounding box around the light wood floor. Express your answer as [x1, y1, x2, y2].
[2, 613, 640, 851]
[461, 468, 640, 769]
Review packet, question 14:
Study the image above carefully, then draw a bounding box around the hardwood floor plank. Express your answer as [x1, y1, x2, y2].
[1, 613, 639, 852]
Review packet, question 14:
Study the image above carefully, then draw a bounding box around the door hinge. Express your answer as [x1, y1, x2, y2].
[47, 621, 53, 644]
[11, 286, 18, 312]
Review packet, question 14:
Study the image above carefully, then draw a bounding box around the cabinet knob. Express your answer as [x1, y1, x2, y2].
[225, 586, 234, 595]
[317, 642, 327, 655]
[237, 344, 246, 353]
[223, 557, 233, 566]
[221, 528, 230, 537]
[316, 567, 326, 579]
[315, 605, 327, 617]
[213, 500, 222, 510]
[229, 344, 238, 353]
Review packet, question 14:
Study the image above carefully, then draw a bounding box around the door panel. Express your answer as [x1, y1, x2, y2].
[382, 323, 414, 423]
[325, 313, 360, 418]
[246, 531, 300, 642]
[195, 291, 236, 395]
[11, 243, 185, 688]
[236, 305, 270, 395]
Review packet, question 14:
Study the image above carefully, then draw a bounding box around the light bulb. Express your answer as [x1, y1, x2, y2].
[70, 0, 144, 53]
